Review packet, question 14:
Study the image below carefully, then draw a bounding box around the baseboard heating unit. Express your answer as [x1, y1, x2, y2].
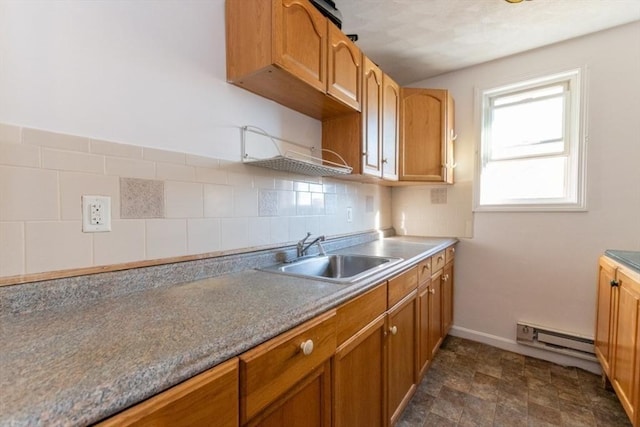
[516, 321, 597, 362]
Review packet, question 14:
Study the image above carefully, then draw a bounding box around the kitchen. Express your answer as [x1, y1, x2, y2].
[1, 0, 639, 426]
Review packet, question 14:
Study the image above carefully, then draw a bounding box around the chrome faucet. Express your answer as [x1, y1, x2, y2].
[297, 232, 326, 257]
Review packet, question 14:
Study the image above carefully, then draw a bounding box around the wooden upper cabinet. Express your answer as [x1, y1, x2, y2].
[327, 24, 361, 111]
[362, 56, 383, 177]
[275, 0, 327, 91]
[322, 68, 399, 181]
[400, 88, 455, 183]
[226, 0, 358, 119]
[382, 74, 400, 180]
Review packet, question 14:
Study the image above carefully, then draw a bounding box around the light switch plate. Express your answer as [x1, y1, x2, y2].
[82, 195, 111, 232]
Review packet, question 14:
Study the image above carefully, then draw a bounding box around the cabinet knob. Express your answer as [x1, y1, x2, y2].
[429, 288, 436, 295]
[300, 339, 314, 356]
[389, 326, 398, 335]
[610, 280, 620, 287]
[382, 158, 388, 164]
[443, 274, 449, 281]
[451, 247, 455, 254]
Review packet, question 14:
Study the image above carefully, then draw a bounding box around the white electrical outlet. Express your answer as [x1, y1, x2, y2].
[346, 207, 353, 223]
[82, 195, 111, 232]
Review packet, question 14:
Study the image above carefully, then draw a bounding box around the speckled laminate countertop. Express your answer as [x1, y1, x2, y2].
[605, 250, 640, 272]
[0, 236, 456, 426]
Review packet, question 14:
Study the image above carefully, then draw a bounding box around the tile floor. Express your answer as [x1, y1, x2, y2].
[397, 336, 631, 427]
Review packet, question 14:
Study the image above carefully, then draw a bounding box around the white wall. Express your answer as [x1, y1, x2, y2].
[0, 0, 320, 158]
[0, 0, 391, 279]
[393, 22, 640, 367]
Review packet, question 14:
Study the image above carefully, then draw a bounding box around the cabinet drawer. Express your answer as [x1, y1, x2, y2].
[98, 358, 239, 427]
[446, 246, 456, 264]
[432, 251, 446, 272]
[417, 258, 432, 284]
[239, 310, 336, 423]
[388, 266, 418, 308]
[336, 282, 387, 346]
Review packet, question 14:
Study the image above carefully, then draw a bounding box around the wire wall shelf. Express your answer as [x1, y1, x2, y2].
[240, 126, 352, 177]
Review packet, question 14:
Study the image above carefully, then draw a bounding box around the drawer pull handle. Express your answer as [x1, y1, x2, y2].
[429, 288, 436, 295]
[610, 280, 619, 287]
[389, 326, 398, 335]
[300, 339, 314, 356]
[443, 274, 449, 281]
[451, 248, 455, 254]
[437, 256, 444, 263]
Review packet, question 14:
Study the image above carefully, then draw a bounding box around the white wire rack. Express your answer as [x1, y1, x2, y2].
[240, 125, 352, 177]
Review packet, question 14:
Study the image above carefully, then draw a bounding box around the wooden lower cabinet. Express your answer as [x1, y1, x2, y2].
[428, 270, 443, 360]
[442, 262, 454, 336]
[100, 245, 459, 427]
[387, 291, 418, 426]
[611, 268, 640, 425]
[239, 310, 336, 426]
[333, 314, 387, 427]
[97, 358, 239, 427]
[594, 255, 640, 427]
[595, 256, 618, 377]
[247, 360, 331, 427]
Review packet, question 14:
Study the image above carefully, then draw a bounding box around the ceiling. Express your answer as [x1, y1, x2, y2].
[338, 0, 640, 85]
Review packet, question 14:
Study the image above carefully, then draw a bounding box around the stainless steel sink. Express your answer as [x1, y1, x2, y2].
[259, 254, 403, 283]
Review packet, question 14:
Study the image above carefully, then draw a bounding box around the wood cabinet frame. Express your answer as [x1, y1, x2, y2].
[595, 256, 640, 427]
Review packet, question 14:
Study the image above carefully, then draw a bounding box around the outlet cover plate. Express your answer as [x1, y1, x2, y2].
[82, 195, 112, 232]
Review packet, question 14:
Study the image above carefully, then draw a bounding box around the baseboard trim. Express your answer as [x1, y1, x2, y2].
[449, 325, 601, 374]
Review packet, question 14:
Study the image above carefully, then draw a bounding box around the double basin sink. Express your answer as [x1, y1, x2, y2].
[260, 254, 403, 284]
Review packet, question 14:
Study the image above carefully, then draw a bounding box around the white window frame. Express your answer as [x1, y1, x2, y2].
[474, 68, 588, 212]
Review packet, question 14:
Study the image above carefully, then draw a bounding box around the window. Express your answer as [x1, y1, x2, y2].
[475, 69, 586, 211]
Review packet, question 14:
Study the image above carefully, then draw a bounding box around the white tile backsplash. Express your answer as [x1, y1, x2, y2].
[146, 219, 187, 259]
[204, 184, 233, 218]
[94, 220, 145, 265]
[0, 123, 393, 278]
[25, 221, 92, 274]
[165, 181, 203, 218]
[59, 172, 120, 220]
[220, 217, 248, 250]
[0, 166, 59, 221]
[0, 222, 24, 276]
[187, 218, 221, 255]
[233, 187, 258, 217]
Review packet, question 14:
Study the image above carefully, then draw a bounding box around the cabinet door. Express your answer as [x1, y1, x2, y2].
[248, 360, 331, 427]
[611, 269, 640, 423]
[274, 0, 327, 92]
[387, 291, 418, 426]
[362, 56, 383, 177]
[239, 311, 336, 423]
[327, 24, 361, 111]
[382, 73, 400, 181]
[98, 358, 239, 427]
[400, 88, 449, 182]
[595, 256, 617, 376]
[445, 93, 456, 184]
[442, 262, 454, 336]
[417, 281, 431, 380]
[334, 315, 386, 427]
[429, 271, 443, 360]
